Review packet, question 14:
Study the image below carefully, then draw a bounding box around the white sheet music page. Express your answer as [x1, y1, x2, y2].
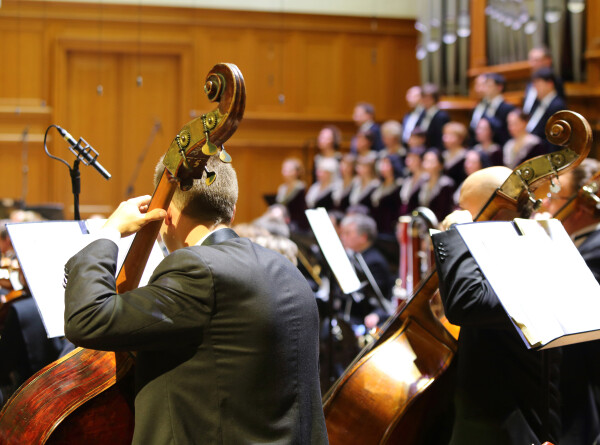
[7, 220, 165, 338]
[305, 208, 361, 294]
[456, 219, 600, 349]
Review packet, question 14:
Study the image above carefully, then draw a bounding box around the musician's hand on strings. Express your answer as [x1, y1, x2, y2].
[440, 210, 473, 231]
[103, 195, 167, 237]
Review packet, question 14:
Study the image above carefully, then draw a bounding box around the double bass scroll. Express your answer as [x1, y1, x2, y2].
[0, 63, 246, 445]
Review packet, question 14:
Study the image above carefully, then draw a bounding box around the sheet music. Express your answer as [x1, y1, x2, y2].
[305, 208, 361, 294]
[7, 220, 165, 338]
[456, 219, 600, 348]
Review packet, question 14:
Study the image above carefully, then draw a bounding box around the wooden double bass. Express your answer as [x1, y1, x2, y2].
[323, 110, 592, 444]
[0, 63, 246, 444]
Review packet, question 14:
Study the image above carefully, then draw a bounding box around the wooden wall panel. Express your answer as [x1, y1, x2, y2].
[0, 0, 419, 223]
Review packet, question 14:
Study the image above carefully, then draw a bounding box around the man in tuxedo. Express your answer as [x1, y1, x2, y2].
[420, 83, 450, 150]
[401, 86, 424, 147]
[468, 74, 489, 144]
[350, 102, 384, 153]
[431, 167, 561, 445]
[523, 46, 565, 115]
[481, 73, 515, 146]
[539, 159, 600, 444]
[63, 156, 328, 445]
[525, 67, 568, 151]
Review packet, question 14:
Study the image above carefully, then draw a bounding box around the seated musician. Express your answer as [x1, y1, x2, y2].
[431, 167, 561, 445]
[63, 157, 328, 444]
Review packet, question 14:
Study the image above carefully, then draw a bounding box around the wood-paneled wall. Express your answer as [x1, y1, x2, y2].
[0, 0, 420, 222]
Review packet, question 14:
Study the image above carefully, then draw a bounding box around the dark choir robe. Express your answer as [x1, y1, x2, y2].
[370, 181, 401, 235]
[443, 149, 467, 188]
[472, 143, 503, 166]
[560, 226, 600, 444]
[350, 122, 384, 153]
[276, 180, 308, 231]
[305, 181, 335, 211]
[399, 175, 426, 216]
[348, 178, 380, 213]
[502, 134, 545, 169]
[418, 175, 456, 223]
[332, 180, 354, 213]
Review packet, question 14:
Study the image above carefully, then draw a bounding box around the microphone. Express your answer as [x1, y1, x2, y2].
[55, 125, 111, 180]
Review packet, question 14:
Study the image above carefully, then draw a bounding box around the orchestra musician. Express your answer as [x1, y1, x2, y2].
[431, 167, 561, 445]
[63, 156, 328, 444]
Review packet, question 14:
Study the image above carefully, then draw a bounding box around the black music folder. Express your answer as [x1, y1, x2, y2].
[455, 218, 600, 350]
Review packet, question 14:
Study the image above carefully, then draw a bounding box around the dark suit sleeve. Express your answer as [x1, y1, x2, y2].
[64, 239, 213, 351]
[432, 228, 510, 328]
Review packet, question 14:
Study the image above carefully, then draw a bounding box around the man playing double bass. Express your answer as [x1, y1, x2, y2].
[63, 156, 328, 444]
[431, 167, 561, 445]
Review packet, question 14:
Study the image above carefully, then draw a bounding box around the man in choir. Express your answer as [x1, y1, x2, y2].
[468, 74, 489, 144]
[63, 156, 328, 445]
[431, 166, 561, 445]
[523, 46, 565, 115]
[525, 67, 568, 151]
[401, 86, 424, 147]
[350, 102, 384, 153]
[538, 159, 600, 444]
[481, 73, 515, 146]
[419, 83, 450, 150]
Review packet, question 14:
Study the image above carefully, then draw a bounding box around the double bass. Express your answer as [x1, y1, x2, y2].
[323, 110, 592, 444]
[0, 63, 245, 444]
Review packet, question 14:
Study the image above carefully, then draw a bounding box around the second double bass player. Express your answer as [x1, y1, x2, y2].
[432, 167, 561, 445]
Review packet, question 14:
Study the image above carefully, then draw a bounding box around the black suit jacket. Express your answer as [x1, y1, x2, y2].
[64, 229, 328, 445]
[432, 229, 561, 445]
[423, 109, 450, 150]
[559, 230, 600, 444]
[528, 95, 568, 149]
[491, 100, 515, 147]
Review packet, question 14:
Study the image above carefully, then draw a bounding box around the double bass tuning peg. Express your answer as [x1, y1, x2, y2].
[204, 166, 216, 185]
[219, 145, 232, 163]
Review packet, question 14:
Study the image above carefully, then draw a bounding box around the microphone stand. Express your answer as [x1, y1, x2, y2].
[43, 125, 85, 220]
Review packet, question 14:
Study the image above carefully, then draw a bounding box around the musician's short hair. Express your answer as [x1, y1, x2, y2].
[341, 213, 378, 244]
[154, 155, 238, 226]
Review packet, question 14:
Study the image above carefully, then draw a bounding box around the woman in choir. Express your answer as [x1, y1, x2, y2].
[275, 157, 308, 232]
[399, 146, 426, 216]
[305, 157, 338, 211]
[371, 155, 402, 235]
[348, 153, 380, 213]
[442, 122, 468, 186]
[312, 125, 342, 183]
[378, 120, 406, 179]
[332, 154, 357, 213]
[354, 129, 376, 157]
[419, 148, 456, 222]
[453, 148, 492, 207]
[472, 116, 503, 166]
[503, 108, 544, 168]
